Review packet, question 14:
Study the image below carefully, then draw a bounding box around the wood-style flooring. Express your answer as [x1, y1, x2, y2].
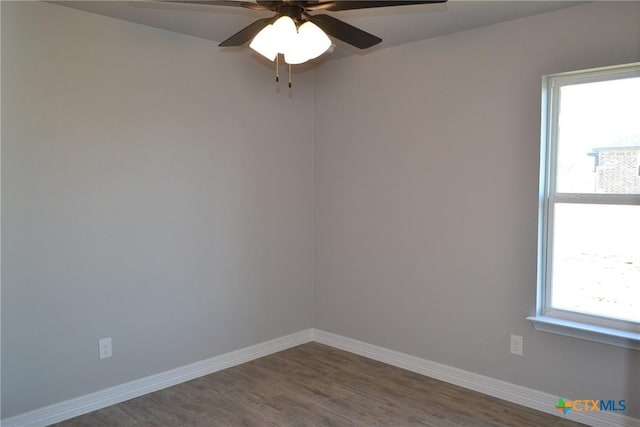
[53, 342, 585, 426]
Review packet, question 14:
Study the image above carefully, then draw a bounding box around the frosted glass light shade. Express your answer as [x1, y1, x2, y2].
[284, 21, 331, 65]
[283, 35, 308, 65]
[272, 16, 297, 54]
[297, 21, 331, 60]
[249, 24, 278, 61]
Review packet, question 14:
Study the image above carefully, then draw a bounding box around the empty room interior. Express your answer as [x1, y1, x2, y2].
[2, 1, 640, 426]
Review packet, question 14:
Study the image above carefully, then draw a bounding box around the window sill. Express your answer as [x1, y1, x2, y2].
[527, 315, 640, 350]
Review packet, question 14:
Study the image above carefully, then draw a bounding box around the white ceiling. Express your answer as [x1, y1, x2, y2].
[53, 1, 585, 61]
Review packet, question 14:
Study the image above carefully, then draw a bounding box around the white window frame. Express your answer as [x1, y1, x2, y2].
[528, 62, 640, 350]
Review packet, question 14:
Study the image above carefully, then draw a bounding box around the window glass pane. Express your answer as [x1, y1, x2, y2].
[551, 203, 640, 323]
[556, 77, 640, 194]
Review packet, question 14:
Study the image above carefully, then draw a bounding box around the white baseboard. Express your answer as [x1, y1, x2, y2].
[312, 329, 640, 427]
[4, 328, 638, 427]
[1, 329, 314, 427]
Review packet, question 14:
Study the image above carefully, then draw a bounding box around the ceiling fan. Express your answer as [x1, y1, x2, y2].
[163, 0, 447, 85]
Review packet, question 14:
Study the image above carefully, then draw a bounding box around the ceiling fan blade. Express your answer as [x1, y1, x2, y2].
[319, 1, 446, 12]
[307, 14, 381, 49]
[219, 17, 274, 46]
[159, 1, 268, 11]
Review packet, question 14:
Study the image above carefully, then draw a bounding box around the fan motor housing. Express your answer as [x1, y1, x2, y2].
[275, 4, 305, 22]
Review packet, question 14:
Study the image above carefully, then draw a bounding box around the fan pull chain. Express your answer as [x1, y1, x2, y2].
[288, 63, 292, 88]
[275, 55, 280, 83]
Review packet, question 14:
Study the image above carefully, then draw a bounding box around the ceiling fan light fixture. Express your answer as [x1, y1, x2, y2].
[171, 0, 447, 70]
[253, 18, 331, 65]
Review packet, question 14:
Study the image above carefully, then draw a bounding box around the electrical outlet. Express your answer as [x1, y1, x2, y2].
[510, 334, 523, 356]
[99, 337, 112, 359]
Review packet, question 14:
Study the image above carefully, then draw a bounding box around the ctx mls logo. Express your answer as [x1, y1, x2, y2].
[555, 397, 626, 415]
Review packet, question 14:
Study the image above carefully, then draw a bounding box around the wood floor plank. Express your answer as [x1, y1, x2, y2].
[52, 343, 586, 427]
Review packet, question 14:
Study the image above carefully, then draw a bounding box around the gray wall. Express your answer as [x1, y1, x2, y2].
[2, 1, 313, 418]
[313, 1, 640, 419]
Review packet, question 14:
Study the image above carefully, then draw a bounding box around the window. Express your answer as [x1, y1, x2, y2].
[529, 63, 640, 349]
